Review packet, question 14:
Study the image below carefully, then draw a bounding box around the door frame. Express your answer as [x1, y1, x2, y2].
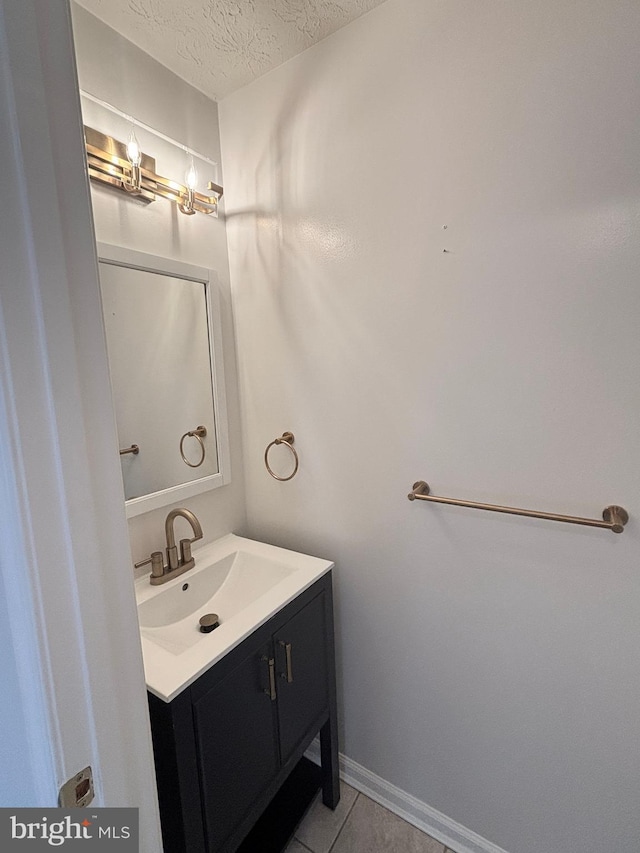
[0, 2, 162, 848]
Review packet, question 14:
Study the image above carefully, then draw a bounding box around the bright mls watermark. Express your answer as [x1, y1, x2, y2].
[1, 809, 138, 850]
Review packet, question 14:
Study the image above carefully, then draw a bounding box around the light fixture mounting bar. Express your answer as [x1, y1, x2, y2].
[85, 127, 156, 204]
[83, 126, 223, 216]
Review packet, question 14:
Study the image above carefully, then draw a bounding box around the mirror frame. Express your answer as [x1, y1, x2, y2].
[97, 243, 231, 517]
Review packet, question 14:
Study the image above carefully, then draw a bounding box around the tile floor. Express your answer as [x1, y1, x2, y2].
[285, 783, 457, 853]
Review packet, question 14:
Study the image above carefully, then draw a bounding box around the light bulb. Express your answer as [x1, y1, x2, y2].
[185, 157, 198, 191]
[126, 129, 141, 167]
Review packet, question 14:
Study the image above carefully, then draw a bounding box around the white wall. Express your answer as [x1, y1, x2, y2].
[71, 5, 246, 562]
[219, 1, 640, 851]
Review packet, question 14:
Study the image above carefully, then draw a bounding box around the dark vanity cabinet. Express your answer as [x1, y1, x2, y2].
[148, 572, 339, 853]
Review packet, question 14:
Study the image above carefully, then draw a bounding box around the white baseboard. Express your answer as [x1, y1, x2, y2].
[305, 741, 510, 853]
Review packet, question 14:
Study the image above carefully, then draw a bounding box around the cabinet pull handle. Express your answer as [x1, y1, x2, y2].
[262, 656, 277, 700]
[279, 641, 294, 683]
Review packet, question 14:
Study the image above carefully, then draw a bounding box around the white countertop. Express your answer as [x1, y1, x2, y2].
[135, 533, 333, 702]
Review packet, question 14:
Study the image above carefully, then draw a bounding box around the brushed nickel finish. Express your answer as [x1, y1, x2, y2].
[135, 507, 204, 584]
[180, 425, 207, 468]
[134, 551, 165, 579]
[408, 480, 628, 534]
[199, 613, 219, 634]
[602, 505, 629, 534]
[279, 640, 294, 683]
[262, 656, 277, 700]
[265, 431, 299, 481]
[119, 443, 139, 456]
[85, 125, 156, 203]
[84, 126, 223, 215]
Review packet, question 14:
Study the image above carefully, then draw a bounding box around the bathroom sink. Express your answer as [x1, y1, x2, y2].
[137, 550, 296, 630]
[134, 533, 333, 702]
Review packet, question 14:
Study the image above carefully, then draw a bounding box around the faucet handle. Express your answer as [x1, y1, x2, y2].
[134, 551, 165, 579]
[180, 538, 193, 564]
[166, 545, 179, 571]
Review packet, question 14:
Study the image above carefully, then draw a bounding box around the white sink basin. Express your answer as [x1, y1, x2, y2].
[135, 533, 333, 702]
[138, 550, 296, 631]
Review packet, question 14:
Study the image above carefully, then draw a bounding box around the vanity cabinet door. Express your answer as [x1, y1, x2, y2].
[193, 640, 280, 853]
[274, 592, 329, 764]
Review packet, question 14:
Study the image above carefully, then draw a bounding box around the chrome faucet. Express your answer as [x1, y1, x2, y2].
[135, 507, 203, 585]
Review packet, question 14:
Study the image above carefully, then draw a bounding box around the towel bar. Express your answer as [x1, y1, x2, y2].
[408, 481, 628, 534]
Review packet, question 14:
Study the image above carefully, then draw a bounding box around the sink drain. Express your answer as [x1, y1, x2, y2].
[199, 613, 220, 634]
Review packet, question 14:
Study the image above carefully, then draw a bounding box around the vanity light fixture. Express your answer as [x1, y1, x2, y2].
[178, 156, 198, 216]
[124, 126, 142, 195]
[84, 125, 223, 216]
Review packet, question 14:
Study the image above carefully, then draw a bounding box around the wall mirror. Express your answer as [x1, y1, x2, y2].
[97, 244, 230, 517]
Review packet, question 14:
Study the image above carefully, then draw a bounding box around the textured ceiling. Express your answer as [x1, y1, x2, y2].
[74, 0, 388, 101]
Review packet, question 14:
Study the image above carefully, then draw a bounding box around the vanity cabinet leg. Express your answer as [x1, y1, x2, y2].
[319, 713, 340, 809]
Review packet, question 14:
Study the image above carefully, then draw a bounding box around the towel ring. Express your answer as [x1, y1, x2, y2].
[180, 425, 207, 468]
[264, 432, 299, 481]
